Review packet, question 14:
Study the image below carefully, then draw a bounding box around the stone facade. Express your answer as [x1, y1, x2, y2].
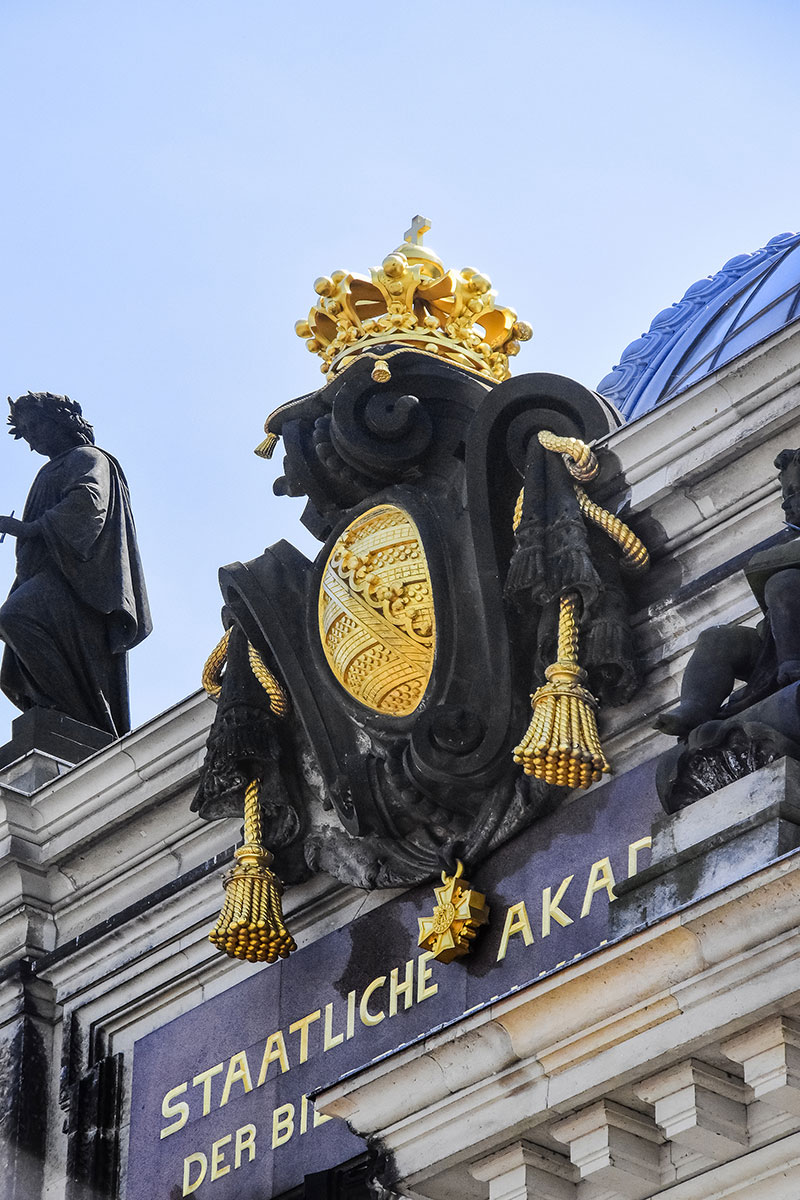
[2, 321, 800, 1199]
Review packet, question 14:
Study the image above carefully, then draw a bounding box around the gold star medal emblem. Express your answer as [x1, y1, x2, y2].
[418, 860, 489, 963]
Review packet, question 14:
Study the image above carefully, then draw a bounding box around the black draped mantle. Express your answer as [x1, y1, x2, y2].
[0, 445, 151, 736]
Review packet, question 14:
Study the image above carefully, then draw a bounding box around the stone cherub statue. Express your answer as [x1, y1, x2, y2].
[0, 392, 151, 738]
[656, 447, 800, 739]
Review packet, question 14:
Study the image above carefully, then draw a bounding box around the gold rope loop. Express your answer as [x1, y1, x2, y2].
[202, 628, 290, 714]
[532, 429, 649, 573]
[201, 627, 231, 699]
[247, 642, 290, 717]
[537, 430, 599, 481]
[574, 485, 650, 573]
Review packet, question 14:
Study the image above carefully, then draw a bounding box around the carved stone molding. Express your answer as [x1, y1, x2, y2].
[635, 1059, 749, 1161]
[722, 1015, 800, 1118]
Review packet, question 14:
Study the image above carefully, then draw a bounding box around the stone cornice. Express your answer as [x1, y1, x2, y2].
[0, 690, 213, 863]
[315, 851, 800, 1190]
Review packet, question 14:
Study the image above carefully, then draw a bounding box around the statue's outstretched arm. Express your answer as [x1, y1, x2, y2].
[0, 515, 37, 540]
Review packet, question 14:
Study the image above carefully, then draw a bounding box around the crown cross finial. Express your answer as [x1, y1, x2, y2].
[404, 215, 431, 245]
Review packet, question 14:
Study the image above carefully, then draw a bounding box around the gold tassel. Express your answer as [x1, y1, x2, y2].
[513, 593, 610, 789]
[209, 779, 297, 963]
[201, 631, 295, 963]
[371, 358, 392, 383]
[254, 431, 279, 459]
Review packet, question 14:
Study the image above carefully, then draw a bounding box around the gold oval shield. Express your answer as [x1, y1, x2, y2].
[318, 504, 435, 716]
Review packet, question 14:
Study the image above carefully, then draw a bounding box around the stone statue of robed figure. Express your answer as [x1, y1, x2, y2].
[0, 392, 151, 738]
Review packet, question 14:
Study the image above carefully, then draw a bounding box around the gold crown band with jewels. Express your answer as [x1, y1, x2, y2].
[295, 216, 532, 386]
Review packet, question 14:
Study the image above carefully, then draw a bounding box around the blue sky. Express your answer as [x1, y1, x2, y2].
[2, 1, 799, 734]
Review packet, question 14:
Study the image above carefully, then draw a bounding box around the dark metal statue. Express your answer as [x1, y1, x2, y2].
[0, 392, 152, 738]
[655, 447, 800, 810]
[657, 449, 800, 735]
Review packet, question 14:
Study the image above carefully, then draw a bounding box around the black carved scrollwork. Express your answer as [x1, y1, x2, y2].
[195, 351, 636, 888]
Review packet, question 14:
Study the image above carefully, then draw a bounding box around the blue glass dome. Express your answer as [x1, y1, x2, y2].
[597, 231, 800, 420]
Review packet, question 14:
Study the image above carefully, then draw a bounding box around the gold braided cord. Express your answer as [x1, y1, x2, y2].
[254, 431, 279, 460]
[532, 429, 649, 573]
[574, 484, 650, 573]
[510, 434, 648, 786]
[556, 591, 579, 660]
[201, 628, 231, 699]
[247, 642, 290, 716]
[513, 593, 610, 790]
[537, 430, 599, 481]
[208, 779, 297, 963]
[513, 487, 524, 533]
[242, 777, 264, 846]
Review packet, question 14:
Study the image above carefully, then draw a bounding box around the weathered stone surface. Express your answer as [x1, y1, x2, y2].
[723, 1016, 800, 1118]
[4, 325, 800, 1200]
[470, 1141, 577, 1200]
[0, 750, 69, 795]
[611, 757, 800, 938]
[635, 1059, 749, 1160]
[551, 1101, 662, 1199]
[0, 1015, 48, 1200]
[655, 684, 800, 813]
[0, 709, 112, 771]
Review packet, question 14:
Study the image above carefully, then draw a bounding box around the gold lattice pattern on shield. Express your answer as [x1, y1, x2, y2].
[319, 504, 435, 716]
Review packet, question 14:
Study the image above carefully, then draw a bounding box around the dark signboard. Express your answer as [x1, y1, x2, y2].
[127, 759, 660, 1199]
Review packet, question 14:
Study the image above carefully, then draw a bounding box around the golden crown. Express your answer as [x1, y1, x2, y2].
[295, 216, 532, 385]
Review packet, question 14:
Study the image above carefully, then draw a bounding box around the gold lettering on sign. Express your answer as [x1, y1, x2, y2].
[180, 1124, 257, 1196]
[497, 901, 534, 961]
[628, 835, 652, 877]
[257, 1031, 289, 1084]
[158, 953, 444, 1138]
[389, 959, 414, 1016]
[155, 838, 664, 1187]
[192, 1063, 223, 1116]
[541, 875, 574, 937]
[289, 1010, 321, 1064]
[160, 1083, 189, 1139]
[323, 1001, 344, 1052]
[580, 857, 617, 917]
[417, 951, 438, 1001]
[220, 1052, 253, 1107]
[272, 1103, 295, 1149]
[360, 975, 386, 1026]
[210, 1133, 231, 1180]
